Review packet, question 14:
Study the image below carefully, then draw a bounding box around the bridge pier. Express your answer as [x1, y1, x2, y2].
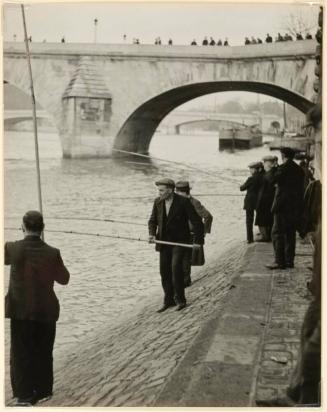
[60, 56, 114, 158]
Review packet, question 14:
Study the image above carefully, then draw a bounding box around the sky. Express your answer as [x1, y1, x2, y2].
[3, 2, 319, 45]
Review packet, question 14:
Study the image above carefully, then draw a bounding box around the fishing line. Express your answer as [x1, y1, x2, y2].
[4, 215, 148, 226]
[112, 148, 242, 185]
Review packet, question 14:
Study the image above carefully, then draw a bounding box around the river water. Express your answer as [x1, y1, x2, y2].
[4, 130, 275, 361]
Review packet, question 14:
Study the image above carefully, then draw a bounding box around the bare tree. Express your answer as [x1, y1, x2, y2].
[280, 10, 318, 37]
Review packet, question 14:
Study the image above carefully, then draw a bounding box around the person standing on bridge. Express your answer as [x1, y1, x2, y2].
[209, 37, 216, 45]
[175, 181, 213, 287]
[148, 179, 204, 312]
[5, 211, 70, 406]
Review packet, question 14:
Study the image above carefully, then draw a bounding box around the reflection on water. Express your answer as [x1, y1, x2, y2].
[4, 130, 275, 357]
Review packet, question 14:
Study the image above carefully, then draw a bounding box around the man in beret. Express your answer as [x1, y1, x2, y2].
[240, 162, 264, 243]
[148, 178, 204, 312]
[175, 181, 213, 287]
[266, 147, 305, 269]
[255, 155, 277, 242]
[5, 211, 70, 406]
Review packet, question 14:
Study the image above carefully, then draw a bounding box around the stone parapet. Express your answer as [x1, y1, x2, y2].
[4, 40, 317, 61]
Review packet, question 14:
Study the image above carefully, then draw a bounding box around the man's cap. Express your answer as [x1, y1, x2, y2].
[280, 147, 296, 157]
[262, 155, 276, 162]
[155, 178, 175, 188]
[248, 161, 262, 169]
[175, 181, 191, 190]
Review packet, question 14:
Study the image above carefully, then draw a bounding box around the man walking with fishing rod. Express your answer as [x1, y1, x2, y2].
[5, 211, 70, 406]
[148, 178, 204, 312]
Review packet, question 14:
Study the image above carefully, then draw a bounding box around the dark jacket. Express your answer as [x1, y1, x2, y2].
[255, 168, 276, 226]
[148, 193, 204, 251]
[300, 180, 321, 236]
[190, 196, 213, 234]
[271, 159, 305, 214]
[240, 173, 263, 210]
[5, 235, 70, 322]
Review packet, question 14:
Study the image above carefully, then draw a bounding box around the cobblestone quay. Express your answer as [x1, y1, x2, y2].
[5, 238, 312, 406]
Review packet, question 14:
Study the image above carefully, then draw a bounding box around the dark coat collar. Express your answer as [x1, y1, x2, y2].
[24, 235, 42, 241]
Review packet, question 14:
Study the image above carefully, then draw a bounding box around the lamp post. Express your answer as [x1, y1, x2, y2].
[94, 18, 98, 43]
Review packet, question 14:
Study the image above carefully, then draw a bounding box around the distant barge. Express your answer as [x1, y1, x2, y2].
[269, 132, 313, 152]
[219, 125, 263, 151]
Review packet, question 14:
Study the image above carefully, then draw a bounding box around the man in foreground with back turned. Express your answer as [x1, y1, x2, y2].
[148, 178, 204, 312]
[5, 211, 70, 406]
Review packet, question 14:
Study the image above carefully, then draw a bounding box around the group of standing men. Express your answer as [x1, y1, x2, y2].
[240, 147, 307, 269]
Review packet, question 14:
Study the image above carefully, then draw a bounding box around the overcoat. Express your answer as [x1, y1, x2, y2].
[5, 235, 70, 322]
[271, 159, 305, 214]
[240, 173, 263, 210]
[255, 168, 276, 226]
[190, 196, 213, 234]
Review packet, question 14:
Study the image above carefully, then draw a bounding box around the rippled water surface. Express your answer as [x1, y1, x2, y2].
[4, 130, 275, 357]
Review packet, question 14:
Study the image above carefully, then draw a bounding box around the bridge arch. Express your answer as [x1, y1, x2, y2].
[113, 80, 314, 154]
[4, 80, 59, 132]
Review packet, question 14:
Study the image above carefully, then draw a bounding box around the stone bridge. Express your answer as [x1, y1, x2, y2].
[4, 41, 316, 157]
[4, 109, 50, 128]
[159, 110, 284, 134]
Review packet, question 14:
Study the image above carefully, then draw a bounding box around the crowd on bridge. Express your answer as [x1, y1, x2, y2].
[244, 31, 313, 45]
[12, 31, 314, 46]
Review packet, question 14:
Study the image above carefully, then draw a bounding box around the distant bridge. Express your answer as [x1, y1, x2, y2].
[4, 109, 51, 128]
[159, 110, 284, 134]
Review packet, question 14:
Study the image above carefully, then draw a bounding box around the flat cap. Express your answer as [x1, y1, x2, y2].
[248, 161, 262, 169]
[175, 181, 191, 190]
[262, 155, 276, 162]
[280, 147, 296, 158]
[155, 178, 175, 188]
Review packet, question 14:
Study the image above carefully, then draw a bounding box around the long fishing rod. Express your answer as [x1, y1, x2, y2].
[21, 4, 44, 241]
[112, 148, 242, 185]
[4, 227, 197, 249]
